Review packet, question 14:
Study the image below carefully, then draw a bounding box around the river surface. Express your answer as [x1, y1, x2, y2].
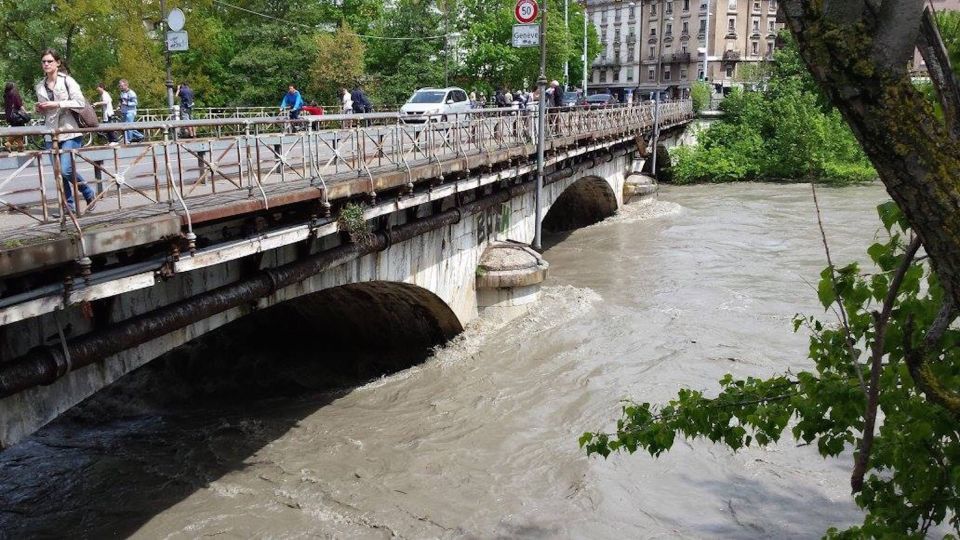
[1, 182, 893, 539]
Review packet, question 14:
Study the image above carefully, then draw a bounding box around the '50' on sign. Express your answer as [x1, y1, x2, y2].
[515, 0, 539, 24]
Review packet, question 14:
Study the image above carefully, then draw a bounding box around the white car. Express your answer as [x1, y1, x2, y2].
[400, 87, 472, 123]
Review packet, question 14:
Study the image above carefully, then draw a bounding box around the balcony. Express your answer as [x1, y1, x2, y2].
[722, 50, 741, 61]
[663, 52, 692, 63]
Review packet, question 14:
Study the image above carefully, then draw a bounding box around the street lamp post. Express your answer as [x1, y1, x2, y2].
[534, 0, 548, 251]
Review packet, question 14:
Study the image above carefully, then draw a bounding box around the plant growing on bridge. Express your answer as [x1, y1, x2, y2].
[337, 201, 375, 247]
[582, 201, 960, 537]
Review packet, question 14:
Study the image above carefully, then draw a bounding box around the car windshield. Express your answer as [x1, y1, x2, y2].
[562, 92, 580, 100]
[409, 91, 446, 104]
[586, 94, 611, 102]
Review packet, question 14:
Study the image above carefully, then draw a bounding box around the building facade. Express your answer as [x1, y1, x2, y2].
[586, 0, 782, 101]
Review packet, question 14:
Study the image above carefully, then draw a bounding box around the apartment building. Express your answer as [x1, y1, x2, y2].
[586, 0, 782, 101]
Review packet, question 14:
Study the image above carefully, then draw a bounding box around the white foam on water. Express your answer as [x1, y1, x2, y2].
[602, 198, 683, 226]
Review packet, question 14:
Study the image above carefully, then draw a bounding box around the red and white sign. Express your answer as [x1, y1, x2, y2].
[515, 0, 539, 24]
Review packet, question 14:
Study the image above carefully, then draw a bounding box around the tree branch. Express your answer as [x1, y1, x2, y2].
[811, 182, 869, 397]
[905, 300, 960, 416]
[851, 235, 923, 493]
[916, 6, 960, 138]
[872, 0, 925, 73]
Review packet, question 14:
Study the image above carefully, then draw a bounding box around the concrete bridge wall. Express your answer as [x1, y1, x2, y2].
[0, 152, 632, 448]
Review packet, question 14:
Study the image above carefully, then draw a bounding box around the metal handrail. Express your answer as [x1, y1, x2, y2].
[0, 101, 693, 230]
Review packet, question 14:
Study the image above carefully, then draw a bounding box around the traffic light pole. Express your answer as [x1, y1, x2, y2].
[534, 0, 548, 251]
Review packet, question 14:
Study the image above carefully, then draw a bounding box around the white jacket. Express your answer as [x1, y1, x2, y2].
[341, 91, 353, 114]
[34, 73, 87, 142]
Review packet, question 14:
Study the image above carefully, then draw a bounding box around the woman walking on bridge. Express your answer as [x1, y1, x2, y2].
[34, 48, 95, 215]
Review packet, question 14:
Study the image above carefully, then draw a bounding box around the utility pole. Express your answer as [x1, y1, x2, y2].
[583, 1, 588, 94]
[534, 0, 548, 251]
[160, 0, 174, 119]
[564, 0, 569, 90]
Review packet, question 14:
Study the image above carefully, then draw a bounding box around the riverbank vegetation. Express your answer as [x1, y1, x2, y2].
[671, 36, 876, 185]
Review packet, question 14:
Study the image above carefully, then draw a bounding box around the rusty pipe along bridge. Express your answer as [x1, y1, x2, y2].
[0, 101, 693, 447]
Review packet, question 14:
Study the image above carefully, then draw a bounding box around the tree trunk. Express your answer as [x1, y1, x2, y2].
[780, 1, 960, 309]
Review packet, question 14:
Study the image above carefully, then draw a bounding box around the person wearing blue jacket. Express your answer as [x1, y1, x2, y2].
[279, 85, 304, 120]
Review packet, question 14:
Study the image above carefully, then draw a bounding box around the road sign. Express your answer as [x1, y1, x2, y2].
[166, 31, 189, 52]
[515, 0, 539, 24]
[167, 8, 186, 32]
[512, 24, 539, 47]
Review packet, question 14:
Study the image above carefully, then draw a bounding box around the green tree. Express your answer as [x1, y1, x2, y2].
[670, 36, 875, 185]
[309, 23, 366, 105]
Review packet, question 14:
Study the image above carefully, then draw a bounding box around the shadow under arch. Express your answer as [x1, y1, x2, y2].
[0, 281, 463, 538]
[542, 175, 619, 234]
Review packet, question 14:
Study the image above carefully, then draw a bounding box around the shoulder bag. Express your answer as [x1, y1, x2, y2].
[64, 76, 99, 129]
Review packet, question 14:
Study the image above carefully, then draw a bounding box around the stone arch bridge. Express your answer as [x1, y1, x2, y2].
[0, 102, 694, 447]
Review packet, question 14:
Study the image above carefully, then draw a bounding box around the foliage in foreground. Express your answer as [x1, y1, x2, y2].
[674, 36, 875, 185]
[581, 202, 960, 538]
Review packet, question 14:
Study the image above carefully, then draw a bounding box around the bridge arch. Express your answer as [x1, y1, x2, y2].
[152, 281, 464, 393]
[543, 175, 619, 232]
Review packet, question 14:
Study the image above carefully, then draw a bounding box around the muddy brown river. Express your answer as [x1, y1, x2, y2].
[0, 182, 893, 538]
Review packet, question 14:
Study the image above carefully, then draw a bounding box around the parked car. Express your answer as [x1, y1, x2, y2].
[584, 93, 618, 107]
[400, 87, 472, 123]
[560, 91, 585, 107]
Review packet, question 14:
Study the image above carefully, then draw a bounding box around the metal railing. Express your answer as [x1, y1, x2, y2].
[0, 101, 693, 233]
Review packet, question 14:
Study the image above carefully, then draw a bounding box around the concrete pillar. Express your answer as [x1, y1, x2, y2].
[476, 242, 549, 324]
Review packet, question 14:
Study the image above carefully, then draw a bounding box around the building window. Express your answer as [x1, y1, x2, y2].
[600, 70, 607, 82]
[651, 3, 657, 15]
[681, 43, 688, 53]
[700, 19, 707, 32]
[628, 45, 635, 59]
[752, 18, 760, 33]
[752, 41, 759, 55]
[664, 68, 672, 81]
[728, 0, 737, 10]
[682, 21, 689, 34]
[627, 68, 635, 81]
[728, 17, 736, 33]
[684, 0, 690, 11]
[770, 0, 778, 11]
[650, 26, 657, 36]
[613, 69, 620, 82]
[681, 69, 688, 79]
[769, 20, 776, 33]
[629, 5, 636, 19]
[667, 1, 673, 14]
[666, 23, 673, 36]
[648, 68, 655, 80]
[767, 40, 775, 55]
[615, 29, 621, 42]
[697, 68, 704, 80]
[753, 1, 761, 11]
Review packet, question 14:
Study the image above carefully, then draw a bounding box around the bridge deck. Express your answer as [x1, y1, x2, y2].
[0, 104, 693, 277]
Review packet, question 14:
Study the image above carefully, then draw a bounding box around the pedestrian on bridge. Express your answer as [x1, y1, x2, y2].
[279, 84, 304, 120]
[4, 82, 30, 152]
[176, 82, 196, 138]
[34, 48, 96, 214]
[118, 79, 143, 144]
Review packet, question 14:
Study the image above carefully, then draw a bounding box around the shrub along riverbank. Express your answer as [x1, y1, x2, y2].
[670, 36, 877, 186]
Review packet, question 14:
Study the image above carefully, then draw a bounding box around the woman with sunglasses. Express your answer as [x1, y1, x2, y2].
[34, 48, 95, 214]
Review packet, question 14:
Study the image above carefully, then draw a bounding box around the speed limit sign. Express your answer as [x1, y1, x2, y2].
[515, 0, 539, 24]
